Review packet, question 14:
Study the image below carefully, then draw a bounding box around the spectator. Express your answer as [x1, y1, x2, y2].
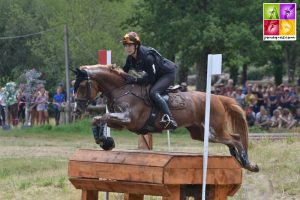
[255, 106, 270, 129]
[279, 108, 294, 128]
[17, 84, 26, 125]
[287, 107, 300, 129]
[290, 86, 299, 112]
[3, 82, 18, 126]
[245, 88, 257, 107]
[70, 80, 76, 103]
[35, 85, 49, 125]
[242, 82, 253, 95]
[0, 87, 6, 126]
[270, 109, 281, 128]
[280, 87, 292, 109]
[232, 86, 245, 107]
[224, 79, 234, 97]
[58, 82, 67, 98]
[53, 86, 65, 126]
[29, 89, 39, 126]
[262, 85, 270, 108]
[268, 87, 278, 116]
[245, 106, 256, 126]
[253, 84, 265, 108]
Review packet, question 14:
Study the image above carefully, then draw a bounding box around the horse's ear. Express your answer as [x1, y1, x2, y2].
[69, 68, 76, 74]
[75, 68, 82, 76]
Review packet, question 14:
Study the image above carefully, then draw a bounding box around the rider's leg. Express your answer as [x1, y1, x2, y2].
[149, 73, 177, 129]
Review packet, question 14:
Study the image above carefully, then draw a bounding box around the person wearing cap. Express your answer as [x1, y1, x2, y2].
[121, 32, 177, 129]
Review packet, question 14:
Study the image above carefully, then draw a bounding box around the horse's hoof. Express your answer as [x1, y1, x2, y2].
[246, 163, 259, 172]
[100, 137, 115, 151]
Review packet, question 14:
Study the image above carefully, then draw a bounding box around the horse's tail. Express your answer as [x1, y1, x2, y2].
[219, 95, 249, 152]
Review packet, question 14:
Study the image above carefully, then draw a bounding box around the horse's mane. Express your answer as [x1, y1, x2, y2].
[79, 64, 128, 78]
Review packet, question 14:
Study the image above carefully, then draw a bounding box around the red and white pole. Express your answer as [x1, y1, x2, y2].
[98, 50, 112, 65]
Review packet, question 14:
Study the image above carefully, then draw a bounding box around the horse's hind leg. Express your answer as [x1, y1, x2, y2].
[227, 143, 249, 169]
[228, 145, 240, 162]
[219, 135, 259, 172]
[187, 125, 259, 172]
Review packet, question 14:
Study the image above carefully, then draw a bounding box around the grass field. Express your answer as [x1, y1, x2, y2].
[0, 119, 299, 200]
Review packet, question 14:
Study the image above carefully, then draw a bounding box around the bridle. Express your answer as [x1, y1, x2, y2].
[74, 72, 94, 111]
[74, 68, 146, 113]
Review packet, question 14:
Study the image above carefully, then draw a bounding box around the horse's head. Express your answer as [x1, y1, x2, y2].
[73, 68, 99, 115]
[72, 64, 130, 115]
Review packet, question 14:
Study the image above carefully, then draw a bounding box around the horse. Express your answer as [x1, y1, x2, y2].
[73, 64, 259, 172]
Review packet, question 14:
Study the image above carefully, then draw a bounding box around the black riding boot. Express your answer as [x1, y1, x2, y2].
[153, 93, 177, 130]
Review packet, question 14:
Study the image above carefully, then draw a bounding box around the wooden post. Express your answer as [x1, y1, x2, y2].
[82, 190, 98, 200]
[124, 193, 144, 200]
[138, 134, 153, 150]
[206, 185, 230, 200]
[162, 185, 180, 200]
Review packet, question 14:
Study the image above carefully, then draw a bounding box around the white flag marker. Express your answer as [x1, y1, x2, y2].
[202, 54, 222, 200]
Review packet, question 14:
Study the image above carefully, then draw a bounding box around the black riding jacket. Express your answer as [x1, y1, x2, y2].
[123, 46, 176, 85]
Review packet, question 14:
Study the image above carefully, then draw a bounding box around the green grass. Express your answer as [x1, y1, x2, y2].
[0, 119, 299, 200]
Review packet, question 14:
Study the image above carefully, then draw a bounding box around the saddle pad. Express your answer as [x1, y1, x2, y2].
[168, 93, 186, 110]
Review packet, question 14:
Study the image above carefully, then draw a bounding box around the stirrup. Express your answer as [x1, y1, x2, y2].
[160, 114, 177, 129]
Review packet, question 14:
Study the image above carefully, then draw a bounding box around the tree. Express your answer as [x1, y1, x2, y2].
[128, 0, 270, 90]
[0, 0, 138, 89]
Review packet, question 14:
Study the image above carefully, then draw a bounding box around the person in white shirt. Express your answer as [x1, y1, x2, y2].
[0, 88, 6, 126]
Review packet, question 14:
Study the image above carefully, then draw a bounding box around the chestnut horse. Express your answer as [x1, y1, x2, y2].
[73, 64, 259, 172]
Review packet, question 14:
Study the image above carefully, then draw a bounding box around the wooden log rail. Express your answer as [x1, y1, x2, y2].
[68, 149, 242, 200]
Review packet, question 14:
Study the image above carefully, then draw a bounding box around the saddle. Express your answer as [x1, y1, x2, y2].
[141, 85, 187, 110]
[137, 85, 187, 134]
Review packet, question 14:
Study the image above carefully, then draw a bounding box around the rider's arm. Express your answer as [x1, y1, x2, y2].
[136, 54, 156, 85]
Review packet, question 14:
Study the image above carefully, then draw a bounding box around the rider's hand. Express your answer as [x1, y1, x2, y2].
[125, 76, 137, 84]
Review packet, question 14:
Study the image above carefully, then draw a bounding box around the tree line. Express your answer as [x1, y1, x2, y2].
[0, 0, 299, 92]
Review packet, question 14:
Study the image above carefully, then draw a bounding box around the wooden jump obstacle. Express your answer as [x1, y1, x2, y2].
[68, 149, 242, 200]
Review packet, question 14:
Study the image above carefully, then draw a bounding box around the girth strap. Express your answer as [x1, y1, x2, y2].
[137, 106, 159, 135]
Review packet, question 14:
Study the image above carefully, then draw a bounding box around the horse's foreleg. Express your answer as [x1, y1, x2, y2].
[93, 112, 131, 126]
[91, 114, 130, 151]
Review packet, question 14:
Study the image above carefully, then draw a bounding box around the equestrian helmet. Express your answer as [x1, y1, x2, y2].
[122, 32, 141, 45]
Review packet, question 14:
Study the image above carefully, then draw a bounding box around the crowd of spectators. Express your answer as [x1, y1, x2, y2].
[0, 82, 71, 128]
[213, 79, 300, 130]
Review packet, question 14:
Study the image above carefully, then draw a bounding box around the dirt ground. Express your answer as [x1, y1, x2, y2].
[0, 131, 299, 200]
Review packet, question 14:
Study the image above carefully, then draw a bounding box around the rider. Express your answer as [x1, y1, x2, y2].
[122, 32, 177, 130]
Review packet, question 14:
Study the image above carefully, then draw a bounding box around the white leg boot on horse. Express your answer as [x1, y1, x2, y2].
[91, 119, 115, 151]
